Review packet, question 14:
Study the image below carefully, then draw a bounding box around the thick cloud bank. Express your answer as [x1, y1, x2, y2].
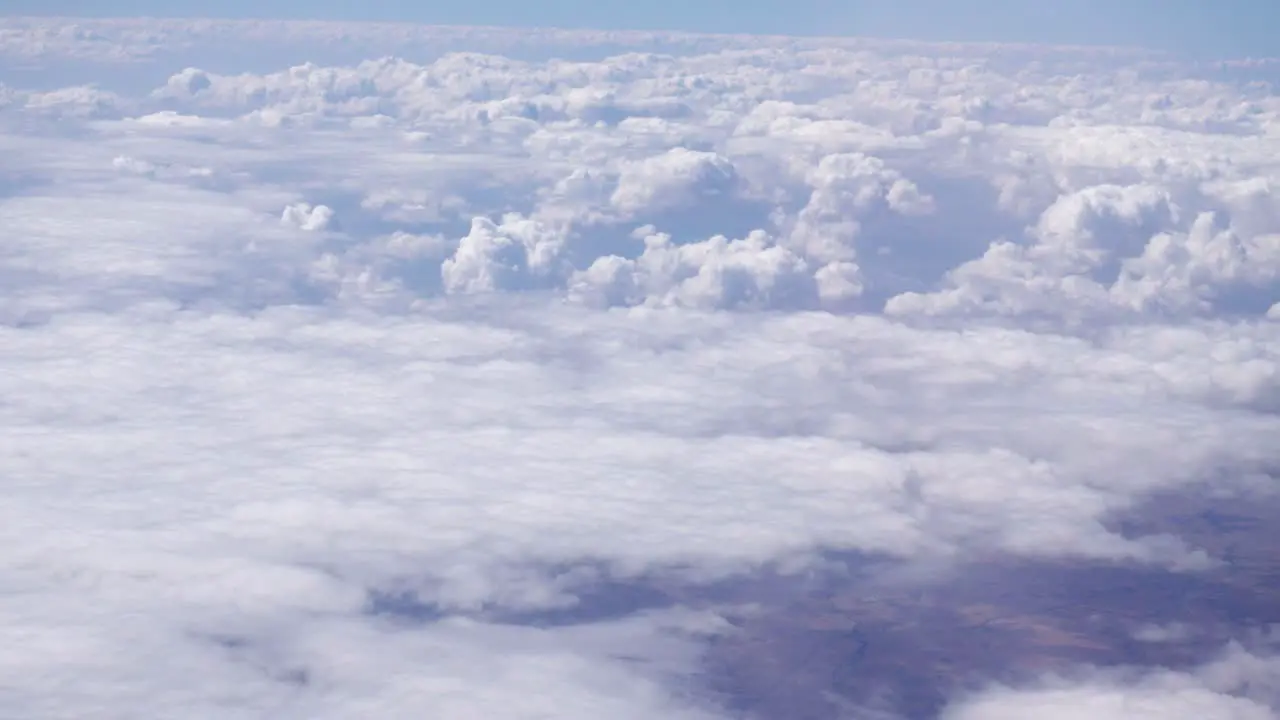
[1, 16, 1278, 720]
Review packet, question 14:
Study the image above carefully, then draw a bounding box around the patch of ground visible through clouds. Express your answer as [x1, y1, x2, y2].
[356, 485, 1280, 720]
[697, 486, 1280, 719]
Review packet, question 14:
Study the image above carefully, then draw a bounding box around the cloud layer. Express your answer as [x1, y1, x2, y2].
[1, 16, 1278, 719]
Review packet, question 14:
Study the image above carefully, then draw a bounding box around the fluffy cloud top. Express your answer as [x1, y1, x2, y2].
[945, 645, 1280, 720]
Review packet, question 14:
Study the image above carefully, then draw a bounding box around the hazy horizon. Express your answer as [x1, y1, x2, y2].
[4, 0, 1280, 58]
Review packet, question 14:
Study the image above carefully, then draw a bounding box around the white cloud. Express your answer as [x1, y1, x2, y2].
[1113, 213, 1280, 315]
[609, 147, 740, 215]
[24, 84, 124, 118]
[886, 183, 1280, 321]
[944, 645, 1280, 720]
[570, 229, 815, 309]
[1, 16, 1280, 719]
[442, 215, 566, 293]
[784, 152, 935, 267]
[281, 202, 336, 231]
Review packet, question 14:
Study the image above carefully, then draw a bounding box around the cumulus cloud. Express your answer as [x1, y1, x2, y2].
[442, 215, 566, 293]
[281, 202, 336, 231]
[570, 229, 815, 309]
[1, 15, 1280, 720]
[609, 148, 740, 215]
[887, 183, 1280, 321]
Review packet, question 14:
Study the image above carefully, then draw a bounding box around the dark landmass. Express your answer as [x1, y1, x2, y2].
[700, 488, 1280, 719]
[364, 487, 1280, 719]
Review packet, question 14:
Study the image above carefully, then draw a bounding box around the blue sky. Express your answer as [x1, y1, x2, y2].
[4, 0, 1278, 59]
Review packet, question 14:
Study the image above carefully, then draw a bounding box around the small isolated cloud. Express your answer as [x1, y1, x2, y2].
[281, 202, 335, 231]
